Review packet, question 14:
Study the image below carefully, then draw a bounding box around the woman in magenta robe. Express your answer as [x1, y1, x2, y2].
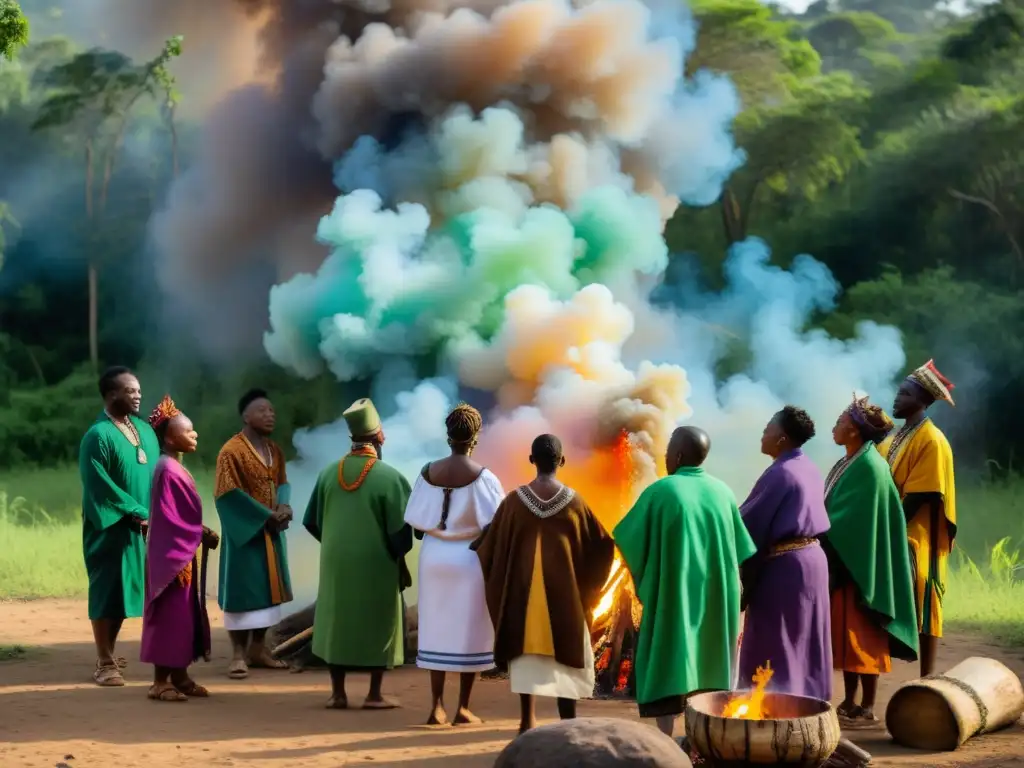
[140, 395, 219, 701]
[738, 405, 832, 702]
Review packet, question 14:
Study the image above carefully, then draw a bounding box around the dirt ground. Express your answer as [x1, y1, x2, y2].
[1, 600, 1022, 768]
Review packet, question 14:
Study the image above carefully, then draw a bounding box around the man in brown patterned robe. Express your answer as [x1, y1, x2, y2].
[473, 434, 615, 733]
[214, 388, 294, 679]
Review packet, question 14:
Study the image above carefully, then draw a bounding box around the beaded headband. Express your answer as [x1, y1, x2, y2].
[149, 394, 181, 430]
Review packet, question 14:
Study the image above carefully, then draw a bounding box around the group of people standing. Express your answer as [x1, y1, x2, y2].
[614, 359, 957, 736]
[78, 358, 957, 738]
[81, 370, 295, 698]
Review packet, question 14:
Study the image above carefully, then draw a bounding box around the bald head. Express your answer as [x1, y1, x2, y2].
[666, 426, 711, 474]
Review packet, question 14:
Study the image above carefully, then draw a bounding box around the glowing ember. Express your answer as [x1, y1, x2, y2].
[722, 662, 774, 720]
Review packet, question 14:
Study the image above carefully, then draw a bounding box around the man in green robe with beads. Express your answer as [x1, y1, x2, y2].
[614, 426, 756, 738]
[303, 398, 413, 710]
[79, 366, 160, 687]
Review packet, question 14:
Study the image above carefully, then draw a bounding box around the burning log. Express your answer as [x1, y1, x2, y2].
[591, 555, 642, 699]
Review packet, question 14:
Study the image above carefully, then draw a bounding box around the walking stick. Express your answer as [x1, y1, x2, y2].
[199, 528, 218, 662]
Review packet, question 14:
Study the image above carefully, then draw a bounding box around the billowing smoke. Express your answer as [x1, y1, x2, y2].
[131, 0, 906, 602]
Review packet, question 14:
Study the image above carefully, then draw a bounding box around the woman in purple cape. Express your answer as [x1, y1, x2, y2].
[140, 394, 219, 701]
[738, 405, 832, 701]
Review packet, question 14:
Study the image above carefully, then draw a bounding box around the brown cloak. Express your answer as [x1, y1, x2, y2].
[473, 487, 615, 669]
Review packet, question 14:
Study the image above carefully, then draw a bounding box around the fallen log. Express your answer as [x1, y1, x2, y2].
[823, 738, 872, 768]
[266, 600, 419, 669]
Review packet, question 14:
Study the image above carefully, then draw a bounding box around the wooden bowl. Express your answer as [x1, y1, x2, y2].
[684, 691, 841, 767]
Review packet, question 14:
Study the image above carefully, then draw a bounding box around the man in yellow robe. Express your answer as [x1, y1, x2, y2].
[880, 359, 956, 677]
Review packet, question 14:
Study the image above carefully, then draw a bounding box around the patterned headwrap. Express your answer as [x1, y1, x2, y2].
[848, 394, 894, 444]
[906, 359, 955, 406]
[149, 394, 181, 430]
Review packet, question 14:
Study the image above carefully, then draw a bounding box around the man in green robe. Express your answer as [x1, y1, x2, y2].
[613, 426, 756, 737]
[303, 398, 413, 710]
[79, 366, 160, 687]
[214, 388, 294, 679]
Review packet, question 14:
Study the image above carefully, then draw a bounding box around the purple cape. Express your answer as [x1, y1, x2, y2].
[738, 449, 833, 701]
[140, 457, 211, 668]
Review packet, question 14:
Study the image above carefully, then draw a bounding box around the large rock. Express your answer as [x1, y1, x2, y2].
[493, 718, 692, 767]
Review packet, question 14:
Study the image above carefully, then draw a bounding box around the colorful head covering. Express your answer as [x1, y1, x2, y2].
[343, 398, 382, 438]
[848, 394, 894, 444]
[906, 359, 955, 407]
[149, 394, 181, 430]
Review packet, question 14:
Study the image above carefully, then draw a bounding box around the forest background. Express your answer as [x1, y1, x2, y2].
[1, 0, 1024, 639]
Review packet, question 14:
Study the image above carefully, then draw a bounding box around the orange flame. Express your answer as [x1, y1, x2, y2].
[722, 662, 773, 720]
[589, 430, 638, 622]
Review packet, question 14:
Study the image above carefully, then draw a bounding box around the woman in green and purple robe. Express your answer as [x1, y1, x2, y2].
[140, 395, 220, 702]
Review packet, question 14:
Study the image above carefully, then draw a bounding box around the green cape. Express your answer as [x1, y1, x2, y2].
[613, 467, 756, 705]
[825, 446, 919, 661]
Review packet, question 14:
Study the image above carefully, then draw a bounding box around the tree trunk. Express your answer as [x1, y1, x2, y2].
[84, 139, 98, 373]
[720, 187, 745, 245]
[88, 262, 98, 372]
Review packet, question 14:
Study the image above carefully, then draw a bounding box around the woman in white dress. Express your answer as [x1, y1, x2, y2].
[404, 404, 505, 725]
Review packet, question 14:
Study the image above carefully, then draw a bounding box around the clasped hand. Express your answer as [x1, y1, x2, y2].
[266, 503, 293, 533]
[202, 525, 220, 550]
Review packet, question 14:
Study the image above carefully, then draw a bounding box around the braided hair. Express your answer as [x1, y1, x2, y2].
[446, 403, 483, 452]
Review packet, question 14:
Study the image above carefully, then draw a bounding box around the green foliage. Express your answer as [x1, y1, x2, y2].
[3, 0, 1024, 475]
[689, 0, 823, 106]
[0, 0, 29, 61]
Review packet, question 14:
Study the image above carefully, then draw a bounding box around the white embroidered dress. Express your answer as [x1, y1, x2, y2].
[404, 466, 505, 672]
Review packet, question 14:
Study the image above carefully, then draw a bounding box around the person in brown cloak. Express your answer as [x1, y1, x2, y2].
[472, 434, 615, 734]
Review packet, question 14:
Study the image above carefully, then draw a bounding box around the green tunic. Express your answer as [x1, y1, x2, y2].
[613, 467, 756, 706]
[79, 414, 159, 621]
[303, 453, 412, 668]
[825, 445, 919, 661]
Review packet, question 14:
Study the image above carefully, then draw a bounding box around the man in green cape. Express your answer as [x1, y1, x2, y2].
[825, 396, 918, 724]
[79, 366, 160, 687]
[303, 398, 413, 709]
[613, 426, 756, 737]
[213, 388, 294, 679]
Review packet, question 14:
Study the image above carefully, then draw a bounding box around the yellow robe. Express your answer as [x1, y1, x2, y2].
[879, 420, 956, 638]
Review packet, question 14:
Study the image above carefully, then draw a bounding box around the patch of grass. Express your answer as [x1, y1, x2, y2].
[0, 465, 215, 600]
[945, 538, 1024, 645]
[0, 500, 88, 599]
[0, 644, 30, 661]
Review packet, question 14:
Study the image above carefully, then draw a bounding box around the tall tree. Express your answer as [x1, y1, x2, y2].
[0, 0, 29, 61]
[686, 0, 866, 246]
[32, 36, 182, 371]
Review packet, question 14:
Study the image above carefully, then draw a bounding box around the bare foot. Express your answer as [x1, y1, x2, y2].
[426, 705, 448, 725]
[247, 650, 288, 670]
[325, 695, 348, 710]
[517, 720, 536, 735]
[453, 708, 482, 725]
[362, 696, 400, 710]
